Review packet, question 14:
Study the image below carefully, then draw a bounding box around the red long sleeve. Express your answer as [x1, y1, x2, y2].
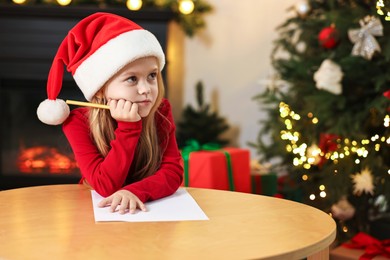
[62, 99, 183, 202]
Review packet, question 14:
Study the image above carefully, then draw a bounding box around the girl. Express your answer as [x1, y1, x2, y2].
[37, 12, 183, 214]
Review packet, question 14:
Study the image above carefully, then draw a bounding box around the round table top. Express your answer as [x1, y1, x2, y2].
[0, 184, 336, 259]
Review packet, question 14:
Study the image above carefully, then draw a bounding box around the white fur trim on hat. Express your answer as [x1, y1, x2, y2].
[73, 29, 165, 101]
[37, 99, 70, 125]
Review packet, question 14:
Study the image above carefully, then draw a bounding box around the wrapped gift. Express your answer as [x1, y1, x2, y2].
[330, 232, 390, 260]
[277, 175, 303, 202]
[330, 245, 389, 260]
[250, 159, 277, 196]
[182, 142, 251, 193]
[251, 173, 278, 196]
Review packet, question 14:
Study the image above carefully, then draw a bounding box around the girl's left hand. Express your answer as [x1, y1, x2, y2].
[98, 190, 147, 214]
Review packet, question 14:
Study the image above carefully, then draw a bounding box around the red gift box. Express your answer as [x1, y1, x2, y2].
[330, 245, 389, 260]
[330, 232, 390, 260]
[183, 147, 251, 193]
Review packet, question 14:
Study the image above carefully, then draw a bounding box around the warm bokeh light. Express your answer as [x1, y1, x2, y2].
[278, 102, 389, 170]
[126, 0, 143, 10]
[12, 0, 27, 4]
[57, 0, 72, 6]
[179, 0, 195, 15]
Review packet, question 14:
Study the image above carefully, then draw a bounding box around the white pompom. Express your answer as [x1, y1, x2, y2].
[37, 99, 70, 125]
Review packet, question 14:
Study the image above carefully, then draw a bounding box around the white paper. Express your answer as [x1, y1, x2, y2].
[91, 188, 209, 222]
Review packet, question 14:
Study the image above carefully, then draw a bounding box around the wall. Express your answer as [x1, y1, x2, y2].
[167, 0, 297, 158]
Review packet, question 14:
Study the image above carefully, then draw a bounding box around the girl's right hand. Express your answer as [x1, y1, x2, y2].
[108, 99, 141, 122]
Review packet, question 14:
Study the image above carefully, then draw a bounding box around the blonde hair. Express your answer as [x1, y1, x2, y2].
[89, 72, 166, 183]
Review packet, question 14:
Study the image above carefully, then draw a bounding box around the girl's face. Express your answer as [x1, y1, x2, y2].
[104, 56, 159, 118]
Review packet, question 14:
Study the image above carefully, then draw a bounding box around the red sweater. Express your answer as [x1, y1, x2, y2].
[62, 98, 183, 202]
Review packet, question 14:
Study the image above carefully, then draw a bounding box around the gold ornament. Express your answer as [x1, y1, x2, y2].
[351, 167, 375, 196]
[348, 16, 383, 60]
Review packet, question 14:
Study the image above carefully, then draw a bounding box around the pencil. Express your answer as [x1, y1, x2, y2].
[66, 100, 110, 109]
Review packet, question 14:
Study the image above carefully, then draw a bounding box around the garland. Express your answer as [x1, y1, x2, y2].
[2, 0, 212, 37]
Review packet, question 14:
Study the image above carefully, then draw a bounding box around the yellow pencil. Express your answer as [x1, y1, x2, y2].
[66, 100, 110, 109]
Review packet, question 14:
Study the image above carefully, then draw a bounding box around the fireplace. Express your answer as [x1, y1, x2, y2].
[0, 78, 82, 189]
[0, 5, 172, 189]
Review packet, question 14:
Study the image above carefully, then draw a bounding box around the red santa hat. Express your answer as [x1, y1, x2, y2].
[37, 12, 165, 125]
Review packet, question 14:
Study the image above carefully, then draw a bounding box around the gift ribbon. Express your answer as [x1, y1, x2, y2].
[181, 139, 235, 191]
[342, 232, 390, 260]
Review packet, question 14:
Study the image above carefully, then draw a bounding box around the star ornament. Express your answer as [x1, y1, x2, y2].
[351, 168, 374, 196]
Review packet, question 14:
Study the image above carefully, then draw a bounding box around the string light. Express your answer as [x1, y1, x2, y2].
[57, 0, 71, 6]
[278, 102, 389, 169]
[12, 0, 27, 4]
[178, 0, 195, 15]
[126, 0, 142, 10]
[342, 225, 348, 233]
[377, 0, 390, 21]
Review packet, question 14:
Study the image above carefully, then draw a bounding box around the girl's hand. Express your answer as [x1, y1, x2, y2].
[97, 190, 147, 214]
[108, 99, 141, 122]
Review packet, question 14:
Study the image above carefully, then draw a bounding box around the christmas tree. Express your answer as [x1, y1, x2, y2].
[177, 81, 230, 148]
[252, 0, 390, 242]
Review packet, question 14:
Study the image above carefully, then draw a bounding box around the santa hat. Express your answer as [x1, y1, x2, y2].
[37, 12, 165, 125]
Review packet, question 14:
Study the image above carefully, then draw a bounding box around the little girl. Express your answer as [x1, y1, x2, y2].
[37, 12, 183, 214]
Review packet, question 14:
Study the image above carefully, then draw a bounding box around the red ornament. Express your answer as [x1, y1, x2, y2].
[318, 133, 340, 167]
[384, 90, 390, 99]
[318, 25, 339, 49]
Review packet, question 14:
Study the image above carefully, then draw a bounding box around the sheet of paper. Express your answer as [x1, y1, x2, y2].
[91, 188, 209, 222]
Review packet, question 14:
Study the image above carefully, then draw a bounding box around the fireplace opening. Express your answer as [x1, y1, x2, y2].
[0, 78, 82, 189]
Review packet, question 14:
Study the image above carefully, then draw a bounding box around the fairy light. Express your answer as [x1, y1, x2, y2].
[309, 194, 316, 200]
[285, 119, 293, 130]
[278, 101, 389, 174]
[377, 0, 390, 20]
[178, 0, 195, 15]
[385, 115, 389, 127]
[320, 191, 327, 198]
[355, 159, 361, 164]
[12, 0, 26, 4]
[126, 0, 143, 10]
[342, 226, 349, 233]
[293, 158, 300, 166]
[57, 0, 71, 6]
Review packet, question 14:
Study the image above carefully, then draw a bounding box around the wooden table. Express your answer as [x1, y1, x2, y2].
[0, 184, 336, 259]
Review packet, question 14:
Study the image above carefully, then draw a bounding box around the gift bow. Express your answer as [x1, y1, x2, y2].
[348, 16, 383, 60]
[181, 139, 235, 191]
[342, 232, 390, 260]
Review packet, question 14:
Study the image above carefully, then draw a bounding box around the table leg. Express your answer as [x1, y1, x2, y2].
[307, 247, 329, 260]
